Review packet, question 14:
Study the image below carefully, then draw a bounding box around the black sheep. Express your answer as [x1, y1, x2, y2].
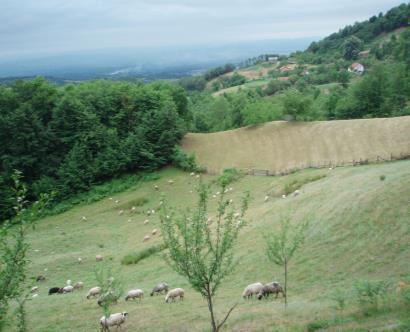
[48, 287, 61, 295]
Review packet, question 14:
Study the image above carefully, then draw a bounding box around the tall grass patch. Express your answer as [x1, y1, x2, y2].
[121, 243, 168, 265]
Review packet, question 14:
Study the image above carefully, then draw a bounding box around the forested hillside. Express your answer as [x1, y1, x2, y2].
[182, 3, 410, 133]
[0, 79, 189, 219]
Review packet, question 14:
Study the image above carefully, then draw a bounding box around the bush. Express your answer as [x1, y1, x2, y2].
[121, 243, 168, 265]
[354, 279, 391, 309]
[282, 174, 326, 195]
[306, 319, 330, 332]
[171, 146, 202, 172]
[330, 288, 348, 311]
[379, 175, 386, 181]
[217, 168, 244, 187]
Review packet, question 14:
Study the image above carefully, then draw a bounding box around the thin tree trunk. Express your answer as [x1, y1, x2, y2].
[206, 287, 217, 332]
[284, 259, 288, 309]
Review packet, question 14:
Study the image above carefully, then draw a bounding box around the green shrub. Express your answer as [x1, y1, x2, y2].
[171, 146, 203, 172]
[354, 279, 391, 309]
[380, 175, 386, 181]
[217, 168, 244, 187]
[306, 319, 330, 331]
[330, 288, 348, 311]
[283, 174, 326, 195]
[121, 243, 168, 265]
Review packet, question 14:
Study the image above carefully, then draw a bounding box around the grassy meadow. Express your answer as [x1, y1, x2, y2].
[5, 160, 410, 331]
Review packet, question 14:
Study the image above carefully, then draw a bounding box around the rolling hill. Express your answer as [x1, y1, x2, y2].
[6, 159, 409, 331]
[182, 116, 410, 174]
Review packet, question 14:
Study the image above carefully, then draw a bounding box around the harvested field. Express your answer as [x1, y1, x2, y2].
[182, 116, 410, 174]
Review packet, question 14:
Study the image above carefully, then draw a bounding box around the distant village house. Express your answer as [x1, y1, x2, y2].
[279, 64, 296, 73]
[348, 62, 364, 75]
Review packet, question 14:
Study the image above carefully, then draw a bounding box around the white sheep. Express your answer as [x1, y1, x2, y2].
[264, 195, 269, 202]
[96, 255, 104, 262]
[165, 288, 185, 303]
[66, 280, 72, 286]
[62, 285, 74, 293]
[154, 185, 159, 190]
[109, 197, 113, 200]
[32, 294, 38, 299]
[144, 219, 149, 225]
[293, 190, 300, 197]
[152, 229, 158, 235]
[100, 312, 128, 331]
[168, 180, 174, 185]
[233, 212, 240, 218]
[242, 282, 264, 299]
[151, 209, 155, 214]
[190, 172, 195, 176]
[78, 257, 82, 264]
[74, 281, 84, 290]
[195, 175, 200, 179]
[81, 216, 87, 221]
[282, 194, 287, 199]
[31, 286, 38, 293]
[86, 286, 101, 299]
[118, 210, 124, 216]
[125, 289, 144, 301]
[115, 200, 119, 204]
[131, 206, 136, 212]
[143, 235, 151, 242]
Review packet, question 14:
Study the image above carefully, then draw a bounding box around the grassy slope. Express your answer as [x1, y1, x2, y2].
[8, 160, 410, 331]
[182, 116, 410, 174]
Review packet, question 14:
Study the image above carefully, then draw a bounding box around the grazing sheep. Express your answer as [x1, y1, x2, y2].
[144, 219, 149, 225]
[36, 275, 46, 282]
[63, 285, 74, 293]
[154, 185, 159, 191]
[86, 286, 101, 299]
[125, 289, 144, 301]
[100, 312, 128, 332]
[66, 280, 72, 286]
[228, 199, 234, 204]
[143, 235, 151, 242]
[109, 197, 113, 200]
[82, 216, 87, 221]
[233, 212, 240, 218]
[74, 282, 84, 290]
[264, 195, 269, 202]
[150, 282, 169, 296]
[48, 287, 61, 295]
[78, 257, 83, 264]
[242, 282, 264, 299]
[131, 206, 136, 212]
[118, 210, 124, 216]
[32, 294, 38, 299]
[190, 172, 195, 176]
[151, 209, 155, 214]
[31, 286, 38, 293]
[98, 292, 118, 307]
[195, 175, 200, 179]
[282, 194, 287, 199]
[147, 210, 151, 216]
[96, 255, 104, 262]
[115, 200, 119, 204]
[152, 229, 158, 235]
[257, 282, 285, 300]
[168, 180, 174, 185]
[293, 190, 300, 197]
[165, 288, 184, 303]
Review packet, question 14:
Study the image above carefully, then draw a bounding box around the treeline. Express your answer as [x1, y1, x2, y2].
[303, 3, 409, 63]
[0, 79, 189, 219]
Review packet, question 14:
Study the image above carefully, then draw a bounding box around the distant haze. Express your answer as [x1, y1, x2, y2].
[0, 0, 405, 78]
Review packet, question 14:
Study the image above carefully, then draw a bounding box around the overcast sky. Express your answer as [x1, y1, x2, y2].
[0, 0, 405, 58]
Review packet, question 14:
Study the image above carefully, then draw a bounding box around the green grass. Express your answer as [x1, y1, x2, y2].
[121, 243, 168, 265]
[5, 161, 410, 331]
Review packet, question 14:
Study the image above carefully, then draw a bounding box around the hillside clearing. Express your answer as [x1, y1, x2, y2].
[182, 116, 410, 174]
[5, 161, 410, 331]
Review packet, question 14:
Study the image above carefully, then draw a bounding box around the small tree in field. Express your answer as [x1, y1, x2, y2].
[159, 182, 250, 332]
[0, 171, 50, 331]
[94, 264, 123, 319]
[265, 215, 308, 309]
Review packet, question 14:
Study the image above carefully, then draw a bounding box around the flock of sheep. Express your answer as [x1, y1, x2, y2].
[31, 175, 290, 331]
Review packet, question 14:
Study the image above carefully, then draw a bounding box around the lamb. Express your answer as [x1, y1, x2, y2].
[264, 195, 269, 202]
[74, 281, 84, 290]
[60, 285, 74, 294]
[48, 287, 61, 295]
[143, 235, 151, 242]
[257, 282, 285, 300]
[154, 185, 159, 190]
[118, 210, 124, 216]
[152, 229, 158, 235]
[86, 286, 102, 299]
[100, 312, 128, 332]
[125, 289, 144, 301]
[165, 288, 184, 303]
[144, 219, 149, 225]
[96, 255, 104, 262]
[150, 282, 169, 296]
[242, 282, 264, 299]
[78, 257, 83, 264]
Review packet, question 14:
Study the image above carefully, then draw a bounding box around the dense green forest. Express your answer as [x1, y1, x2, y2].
[0, 79, 190, 219]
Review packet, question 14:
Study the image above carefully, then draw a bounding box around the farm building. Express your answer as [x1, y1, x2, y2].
[348, 62, 364, 74]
